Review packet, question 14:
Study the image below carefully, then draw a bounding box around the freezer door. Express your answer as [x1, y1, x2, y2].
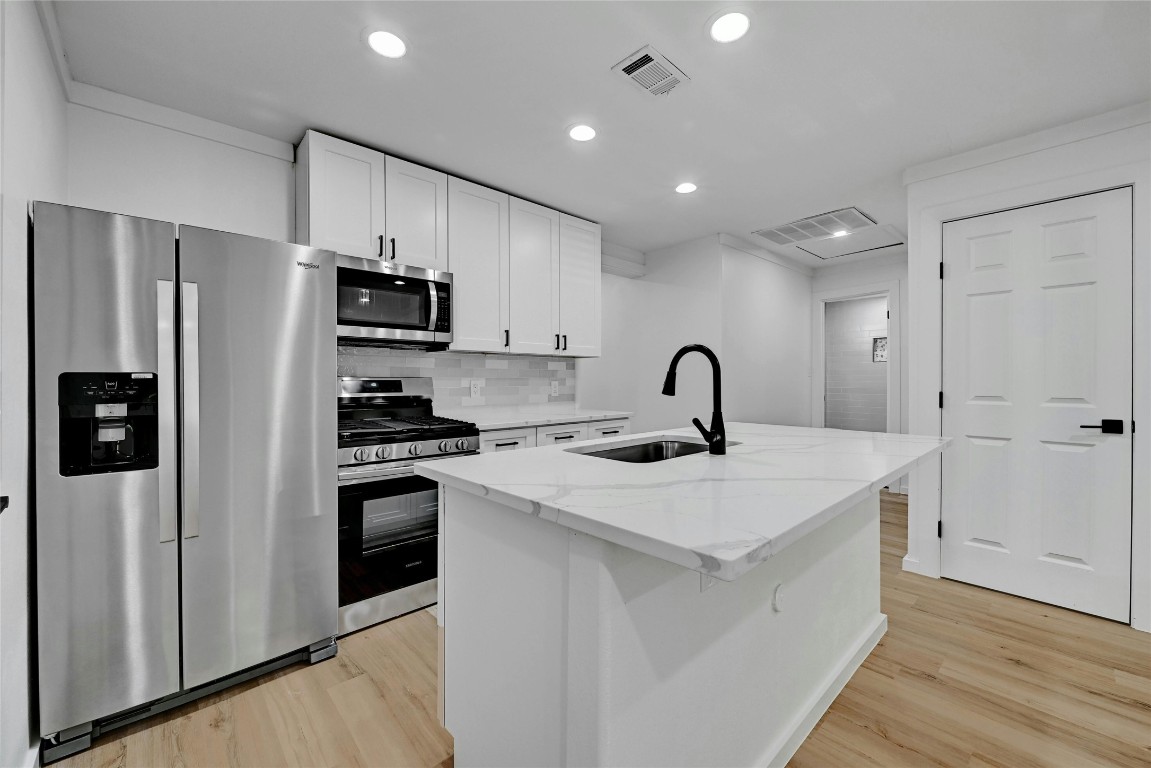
[32, 203, 180, 735]
[177, 226, 337, 688]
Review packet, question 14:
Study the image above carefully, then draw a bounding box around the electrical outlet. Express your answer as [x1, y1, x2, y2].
[470, 380, 481, 398]
[550, 380, 559, 396]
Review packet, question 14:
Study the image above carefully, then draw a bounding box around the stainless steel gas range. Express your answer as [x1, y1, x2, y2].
[336, 377, 478, 635]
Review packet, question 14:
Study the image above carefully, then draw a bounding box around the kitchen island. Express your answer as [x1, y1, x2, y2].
[417, 423, 949, 767]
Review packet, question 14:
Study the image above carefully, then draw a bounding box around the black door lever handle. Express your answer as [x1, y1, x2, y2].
[1080, 419, 1123, 434]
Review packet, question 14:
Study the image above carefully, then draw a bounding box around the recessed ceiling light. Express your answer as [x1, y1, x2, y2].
[709, 11, 750, 43]
[568, 124, 596, 142]
[832, 230, 848, 237]
[367, 30, 407, 58]
[394, 280, 406, 285]
[675, 182, 697, 194]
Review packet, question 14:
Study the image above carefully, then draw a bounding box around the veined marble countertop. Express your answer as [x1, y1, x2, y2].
[417, 423, 949, 581]
[434, 404, 632, 431]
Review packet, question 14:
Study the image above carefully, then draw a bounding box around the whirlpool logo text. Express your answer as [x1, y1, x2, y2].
[296, 261, 320, 270]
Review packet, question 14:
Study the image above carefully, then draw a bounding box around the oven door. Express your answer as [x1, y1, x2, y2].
[337, 465, 438, 633]
[336, 256, 452, 346]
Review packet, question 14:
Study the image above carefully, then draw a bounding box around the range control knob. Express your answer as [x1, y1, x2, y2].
[409, 444, 422, 456]
[439, 440, 452, 453]
[375, 445, 392, 460]
[456, 438, 469, 451]
[353, 448, 369, 462]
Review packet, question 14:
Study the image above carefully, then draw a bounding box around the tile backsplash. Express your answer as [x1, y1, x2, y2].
[337, 346, 576, 408]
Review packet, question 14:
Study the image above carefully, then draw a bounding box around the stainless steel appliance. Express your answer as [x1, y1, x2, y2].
[336, 255, 452, 350]
[336, 377, 477, 634]
[31, 203, 338, 763]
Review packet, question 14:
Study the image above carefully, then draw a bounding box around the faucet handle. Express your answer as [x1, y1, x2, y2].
[692, 417, 712, 442]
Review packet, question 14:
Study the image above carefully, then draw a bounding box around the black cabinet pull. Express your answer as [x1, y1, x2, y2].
[553, 434, 575, 441]
[1080, 419, 1124, 434]
[601, 430, 620, 435]
[390, 237, 397, 261]
[504, 329, 509, 347]
[0, 496, 8, 516]
[377, 235, 384, 258]
[555, 334, 560, 350]
[562, 334, 567, 351]
[494, 441, 519, 448]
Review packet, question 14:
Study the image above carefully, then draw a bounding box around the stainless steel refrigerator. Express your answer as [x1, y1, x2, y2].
[31, 202, 337, 761]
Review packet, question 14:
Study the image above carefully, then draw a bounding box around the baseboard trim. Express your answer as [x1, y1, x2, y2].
[760, 613, 887, 767]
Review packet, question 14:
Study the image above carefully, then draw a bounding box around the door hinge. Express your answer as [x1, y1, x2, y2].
[938, 391, 944, 409]
[939, 262, 944, 279]
[937, 520, 943, 539]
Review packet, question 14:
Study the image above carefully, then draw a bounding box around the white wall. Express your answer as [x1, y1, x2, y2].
[579, 235, 813, 433]
[67, 104, 293, 241]
[0, 3, 69, 766]
[720, 240, 812, 426]
[903, 104, 1151, 631]
[579, 237, 723, 433]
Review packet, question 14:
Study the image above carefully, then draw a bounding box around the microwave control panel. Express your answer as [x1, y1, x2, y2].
[434, 283, 451, 333]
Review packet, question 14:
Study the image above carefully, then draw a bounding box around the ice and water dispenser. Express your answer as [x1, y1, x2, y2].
[57, 372, 159, 476]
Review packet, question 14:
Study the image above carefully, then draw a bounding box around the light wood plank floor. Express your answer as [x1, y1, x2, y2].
[60, 492, 1149, 767]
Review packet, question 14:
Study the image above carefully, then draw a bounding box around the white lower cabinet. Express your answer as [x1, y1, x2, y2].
[536, 423, 589, 446]
[477, 418, 630, 453]
[588, 419, 630, 440]
[478, 428, 537, 454]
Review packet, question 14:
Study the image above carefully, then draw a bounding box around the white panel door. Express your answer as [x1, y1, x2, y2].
[385, 156, 448, 271]
[448, 178, 510, 353]
[303, 132, 387, 260]
[558, 214, 601, 357]
[509, 198, 560, 355]
[941, 187, 1132, 621]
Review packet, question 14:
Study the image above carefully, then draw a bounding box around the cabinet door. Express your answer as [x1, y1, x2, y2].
[536, 423, 589, 446]
[558, 215, 602, 357]
[589, 419, 630, 440]
[478, 428, 537, 454]
[297, 131, 386, 260]
[448, 178, 510, 353]
[385, 156, 448, 271]
[509, 198, 560, 355]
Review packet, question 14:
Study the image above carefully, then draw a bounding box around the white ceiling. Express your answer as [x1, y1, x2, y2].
[52, 1, 1151, 265]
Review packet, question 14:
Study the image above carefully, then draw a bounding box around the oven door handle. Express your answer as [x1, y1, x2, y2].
[427, 282, 439, 332]
[339, 464, 418, 485]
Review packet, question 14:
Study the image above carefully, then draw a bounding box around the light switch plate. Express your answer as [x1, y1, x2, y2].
[550, 380, 559, 396]
[470, 380, 481, 398]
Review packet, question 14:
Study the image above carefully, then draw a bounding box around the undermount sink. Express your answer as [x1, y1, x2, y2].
[578, 440, 711, 463]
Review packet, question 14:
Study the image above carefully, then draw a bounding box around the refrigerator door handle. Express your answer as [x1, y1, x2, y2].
[157, 281, 177, 543]
[181, 281, 201, 539]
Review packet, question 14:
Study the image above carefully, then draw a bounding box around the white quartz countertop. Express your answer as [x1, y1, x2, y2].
[434, 404, 632, 431]
[416, 423, 949, 581]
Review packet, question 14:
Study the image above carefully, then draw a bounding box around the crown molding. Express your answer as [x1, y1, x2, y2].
[601, 241, 645, 278]
[903, 101, 1151, 187]
[35, 0, 294, 163]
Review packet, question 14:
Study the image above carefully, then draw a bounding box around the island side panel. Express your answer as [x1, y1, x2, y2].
[564, 494, 884, 768]
[441, 485, 572, 767]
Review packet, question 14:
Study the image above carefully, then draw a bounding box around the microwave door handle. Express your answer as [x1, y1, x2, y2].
[427, 282, 439, 332]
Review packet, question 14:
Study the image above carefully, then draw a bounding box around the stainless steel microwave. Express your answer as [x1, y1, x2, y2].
[336, 255, 452, 350]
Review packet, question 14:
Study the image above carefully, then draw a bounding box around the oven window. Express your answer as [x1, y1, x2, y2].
[337, 269, 428, 329]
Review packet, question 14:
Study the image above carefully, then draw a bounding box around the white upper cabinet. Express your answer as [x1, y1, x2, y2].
[508, 198, 561, 355]
[297, 131, 602, 358]
[448, 178, 510, 353]
[296, 131, 448, 270]
[295, 130, 386, 260]
[558, 215, 601, 357]
[384, 156, 448, 271]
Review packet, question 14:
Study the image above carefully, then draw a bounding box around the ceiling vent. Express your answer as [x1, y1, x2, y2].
[753, 207, 877, 246]
[612, 45, 690, 97]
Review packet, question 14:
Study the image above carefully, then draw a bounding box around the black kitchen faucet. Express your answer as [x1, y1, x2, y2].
[661, 344, 726, 455]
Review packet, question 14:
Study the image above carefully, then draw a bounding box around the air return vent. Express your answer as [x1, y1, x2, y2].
[753, 207, 877, 246]
[612, 45, 691, 97]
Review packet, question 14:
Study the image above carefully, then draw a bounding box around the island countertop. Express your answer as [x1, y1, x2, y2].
[417, 422, 949, 581]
